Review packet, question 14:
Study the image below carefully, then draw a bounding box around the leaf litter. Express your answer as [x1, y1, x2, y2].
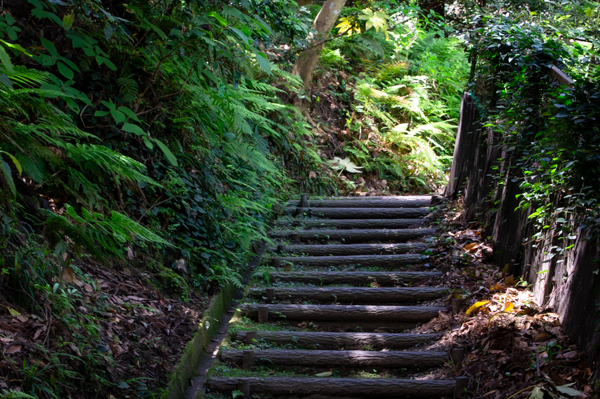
[404, 201, 596, 399]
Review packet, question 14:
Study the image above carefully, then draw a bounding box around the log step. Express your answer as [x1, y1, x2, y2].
[209, 377, 458, 398]
[269, 253, 428, 267]
[271, 228, 436, 242]
[268, 270, 442, 285]
[288, 198, 431, 208]
[250, 287, 448, 303]
[287, 195, 434, 205]
[269, 242, 429, 256]
[276, 218, 430, 229]
[284, 207, 430, 219]
[242, 304, 445, 323]
[220, 349, 447, 368]
[234, 331, 441, 349]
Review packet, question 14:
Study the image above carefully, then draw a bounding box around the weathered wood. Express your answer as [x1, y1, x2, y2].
[454, 376, 468, 398]
[242, 304, 446, 323]
[242, 350, 255, 370]
[221, 349, 447, 368]
[209, 377, 456, 397]
[271, 228, 436, 242]
[257, 306, 269, 323]
[286, 195, 434, 205]
[233, 331, 440, 349]
[275, 218, 430, 229]
[237, 379, 250, 399]
[248, 286, 448, 303]
[291, 198, 431, 208]
[269, 270, 442, 285]
[269, 253, 428, 267]
[284, 207, 430, 219]
[270, 242, 429, 256]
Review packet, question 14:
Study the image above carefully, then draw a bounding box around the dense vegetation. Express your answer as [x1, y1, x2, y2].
[11, 0, 600, 397]
[467, 0, 600, 240]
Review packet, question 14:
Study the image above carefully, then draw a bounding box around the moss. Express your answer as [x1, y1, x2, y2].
[145, 259, 190, 299]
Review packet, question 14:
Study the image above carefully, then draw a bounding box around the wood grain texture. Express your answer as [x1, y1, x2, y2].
[248, 286, 448, 303]
[271, 228, 436, 242]
[220, 349, 447, 367]
[268, 270, 442, 285]
[293, 198, 431, 208]
[209, 377, 456, 397]
[242, 304, 446, 322]
[283, 207, 430, 219]
[275, 218, 430, 229]
[269, 253, 428, 267]
[233, 331, 441, 349]
[269, 242, 429, 256]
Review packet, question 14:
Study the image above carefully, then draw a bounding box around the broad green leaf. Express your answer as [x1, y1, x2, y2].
[154, 139, 178, 167]
[122, 123, 147, 136]
[110, 109, 127, 124]
[529, 386, 544, 399]
[143, 137, 154, 149]
[118, 106, 140, 122]
[0, 150, 22, 176]
[230, 27, 249, 45]
[208, 11, 227, 26]
[57, 61, 74, 79]
[1, 160, 16, 198]
[255, 52, 271, 74]
[0, 45, 13, 73]
[63, 13, 75, 29]
[40, 37, 59, 58]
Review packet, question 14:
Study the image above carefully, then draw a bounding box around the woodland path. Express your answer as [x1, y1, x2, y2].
[207, 195, 467, 398]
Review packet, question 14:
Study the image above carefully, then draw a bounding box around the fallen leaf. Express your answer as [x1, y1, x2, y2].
[309, 171, 317, 179]
[505, 275, 517, 286]
[16, 315, 27, 323]
[62, 265, 76, 283]
[529, 386, 544, 399]
[503, 302, 514, 312]
[33, 329, 43, 340]
[315, 369, 333, 377]
[534, 332, 553, 341]
[8, 307, 21, 317]
[5, 344, 22, 354]
[464, 242, 479, 252]
[466, 300, 489, 315]
[556, 384, 581, 397]
[84, 284, 93, 293]
[490, 283, 506, 291]
[560, 350, 578, 359]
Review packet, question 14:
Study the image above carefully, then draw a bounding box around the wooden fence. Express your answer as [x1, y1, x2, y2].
[447, 83, 600, 375]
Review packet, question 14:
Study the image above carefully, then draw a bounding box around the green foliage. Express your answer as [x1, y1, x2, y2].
[469, 1, 600, 235]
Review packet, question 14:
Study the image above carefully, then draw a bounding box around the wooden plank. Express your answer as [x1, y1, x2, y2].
[209, 377, 456, 397]
[270, 242, 429, 256]
[268, 270, 442, 285]
[242, 304, 446, 323]
[283, 207, 430, 219]
[550, 65, 574, 87]
[248, 286, 448, 303]
[294, 198, 431, 208]
[220, 349, 447, 367]
[233, 331, 441, 349]
[269, 253, 428, 267]
[270, 228, 436, 242]
[275, 218, 430, 229]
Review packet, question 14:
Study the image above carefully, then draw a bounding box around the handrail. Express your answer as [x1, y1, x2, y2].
[550, 65, 574, 87]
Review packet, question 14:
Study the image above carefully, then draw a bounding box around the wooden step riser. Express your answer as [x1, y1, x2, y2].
[209, 377, 459, 398]
[269, 242, 429, 256]
[220, 349, 447, 368]
[269, 254, 428, 268]
[249, 287, 447, 304]
[271, 228, 436, 243]
[268, 271, 442, 285]
[234, 331, 441, 350]
[283, 207, 430, 219]
[286, 198, 432, 208]
[275, 218, 430, 229]
[242, 304, 445, 323]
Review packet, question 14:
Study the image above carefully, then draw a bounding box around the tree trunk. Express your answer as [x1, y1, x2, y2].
[292, 0, 347, 93]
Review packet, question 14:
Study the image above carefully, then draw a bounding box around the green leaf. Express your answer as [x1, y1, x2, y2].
[63, 13, 75, 30]
[143, 137, 154, 149]
[208, 11, 227, 26]
[154, 139, 178, 166]
[118, 106, 140, 122]
[5, 14, 15, 25]
[57, 61, 74, 79]
[122, 123, 147, 136]
[230, 27, 249, 44]
[556, 384, 581, 397]
[94, 110, 110, 117]
[96, 56, 117, 70]
[0, 150, 23, 176]
[255, 52, 271, 74]
[1, 160, 16, 198]
[0, 45, 13, 73]
[110, 109, 127, 124]
[40, 37, 59, 58]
